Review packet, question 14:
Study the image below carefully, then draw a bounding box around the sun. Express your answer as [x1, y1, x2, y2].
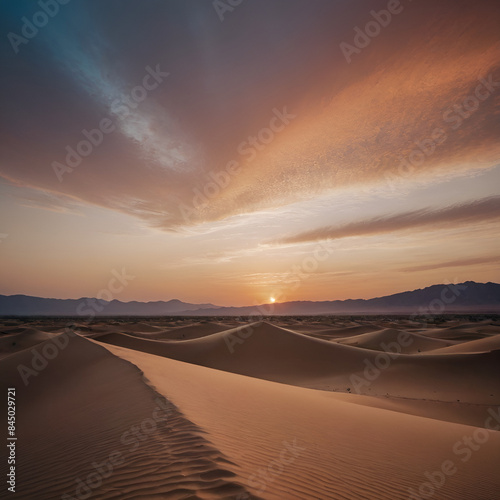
[269, 297, 276, 303]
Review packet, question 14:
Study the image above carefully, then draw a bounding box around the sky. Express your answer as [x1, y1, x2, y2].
[0, 0, 499, 307]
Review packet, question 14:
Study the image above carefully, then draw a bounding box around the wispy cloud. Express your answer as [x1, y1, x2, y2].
[43, 15, 198, 173]
[400, 255, 500, 273]
[274, 197, 500, 245]
[1, 1, 499, 231]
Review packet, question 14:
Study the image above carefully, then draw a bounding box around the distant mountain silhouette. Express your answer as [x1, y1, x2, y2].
[180, 281, 499, 316]
[0, 282, 498, 316]
[0, 295, 217, 316]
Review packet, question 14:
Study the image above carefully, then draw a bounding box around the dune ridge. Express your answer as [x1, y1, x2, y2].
[334, 328, 457, 353]
[103, 341, 500, 500]
[0, 329, 57, 359]
[95, 321, 500, 405]
[426, 334, 500, 354]
[0, 333, 254, 499]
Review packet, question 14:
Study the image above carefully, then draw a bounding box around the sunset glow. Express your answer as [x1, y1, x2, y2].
[0, 0, 499, 306]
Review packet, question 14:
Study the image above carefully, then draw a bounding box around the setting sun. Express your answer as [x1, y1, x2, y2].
[270, 297, 276, 303]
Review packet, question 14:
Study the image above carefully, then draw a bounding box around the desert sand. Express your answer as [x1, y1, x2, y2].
[1, 316, 499, 499]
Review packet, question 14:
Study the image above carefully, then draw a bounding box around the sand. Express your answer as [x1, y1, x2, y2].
[0, 317, 499, 499]
[333, 328, 457, 353]
[425, 334, 500, 354]
[95, 322, 500, 404]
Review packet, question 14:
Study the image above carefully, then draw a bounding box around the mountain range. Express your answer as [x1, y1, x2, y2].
[0, 281, 499, 316]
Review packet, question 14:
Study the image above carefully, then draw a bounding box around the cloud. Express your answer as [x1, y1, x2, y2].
[275, 196, 500, 245]
[400, 256, 500, 273]
[0, 0, 499, 231]
[0, 180, 84, 215]
[41, 10, 199, 173]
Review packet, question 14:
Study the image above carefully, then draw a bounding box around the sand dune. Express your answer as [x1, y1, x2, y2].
[77, 321, 232, 341]
[335, 328, 456, 353]
[96, 321, 500, 405]
[461, 324, 500, 335]
[0, 328, 56, 359]
[327, 324, 382, 335]
[2, 318, 499, 499]
[114, 322, 165, 333]
[95, 322, 382, 384]
[417, 327, 493, 341]
[427, 334, 500, 354]
[295, 324, 381, 339]
[103, 341, 500, 500]
[323, 392, 500, 428]
[292, 321, 378, 337]
[131, 322, 231, 341]
[445, 321, 496, 330]
[0, 333, 254, 499]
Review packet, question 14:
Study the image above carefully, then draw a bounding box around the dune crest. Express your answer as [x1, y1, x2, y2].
[104, 341, 500, 500]
[96, 321, 500, 405]
[0, 333, 255, 499]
